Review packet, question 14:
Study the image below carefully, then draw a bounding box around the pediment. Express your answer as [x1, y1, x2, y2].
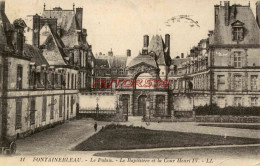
[128, 62, 158, 70]
[231, 20, 244, 27]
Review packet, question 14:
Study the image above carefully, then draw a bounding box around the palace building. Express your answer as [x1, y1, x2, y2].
[0, 1, 94, 144]
[1, 0, 260, 145]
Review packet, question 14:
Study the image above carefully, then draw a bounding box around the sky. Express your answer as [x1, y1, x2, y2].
[5, 0, 259, 58]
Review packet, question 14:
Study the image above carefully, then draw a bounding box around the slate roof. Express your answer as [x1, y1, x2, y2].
[107, 56, 127, 68]
[171, 58, 190, 67]
[148, 34, 171, 66]
[0, 8, 14, 47]
[24, 44, 49, 66]
[127, 54, 157, 68]
[42, 9, 87, 48]
[95, 59, 109, 68]
[212, 4, 260, 45]
[40, 24, 67, 65]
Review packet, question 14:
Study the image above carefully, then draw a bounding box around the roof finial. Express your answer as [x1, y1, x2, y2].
[249, 1, 250, 6]
[220, 1, 222, 6]
[73, 3, 75, 11]
[44, 3, 46, 10]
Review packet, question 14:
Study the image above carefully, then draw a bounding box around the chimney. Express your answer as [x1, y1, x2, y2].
[0, 0, 5, 13]
[181, 53, 184, 59]
[127, 49, 131, 57]
[224, 1, 230, 26]
[33, 14, 41, 48]
[165, 34, 170, 56]
[108, 48, 113, 56]
[143, 35, 149, 48]
[256, 1, 260, 27]
[76, 8, 83, 30]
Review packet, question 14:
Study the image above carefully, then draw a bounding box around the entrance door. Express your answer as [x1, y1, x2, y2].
[138, 95, 147, 116]
[122, 99, 128, 115]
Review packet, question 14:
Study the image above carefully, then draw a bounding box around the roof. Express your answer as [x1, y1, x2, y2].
[42, 9, 86, 48]
[127, 54, 157, 68]
[0, 9, 14, 47]
[24, 44, 49, 66]
[107, 56, 127, 68]
[171, 58, 190, 66]
[212, 4, 260, 45]
[148, 34, 171, 66]
[40, 24, 66, 65]
[95, 59, 109, 68]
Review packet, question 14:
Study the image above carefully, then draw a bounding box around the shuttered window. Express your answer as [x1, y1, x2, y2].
[15, 99, 22, 129]
[17, 65, 23, 89]
[42, 96, 47, 121]
[59, 95, 63, 117]
[30, 98, 36, 125]
[50, 96, 54, 119]
[0, 64, 2, 90]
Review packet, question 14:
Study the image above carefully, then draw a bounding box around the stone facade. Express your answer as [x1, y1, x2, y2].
[0, 2, 94, 145]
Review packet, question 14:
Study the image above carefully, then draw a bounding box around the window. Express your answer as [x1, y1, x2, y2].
[71, 74, 74, 89]
[0, 64, 2, 90]
[251, 75, 258, 91]
[17, 65, 23, 89]
[15, 98, 22, 129]
[111, 69, 117, 75]
[71, 96, 74, 114]
[50, 96, 54, 119]
[35, 72, 42, 88]
[234, 97, 242, 106]
[42, 96, 47, 121]
[217, 75, 225, 90]
[234, 52, 242, 68]
[59, 95, 63, 117]
[30, 98, 36, 125]
[119, 69, 124, 75]
[232, 27, 244, 41]
[251, 97, 258, 106]
[67, 73, 70, 89]
[234, 75, 242, 90]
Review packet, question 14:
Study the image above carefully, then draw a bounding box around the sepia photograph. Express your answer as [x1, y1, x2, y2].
[0, 0, 259, 165]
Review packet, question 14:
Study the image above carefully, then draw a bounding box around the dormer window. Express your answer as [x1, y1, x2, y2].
[231, 20, 244, 41]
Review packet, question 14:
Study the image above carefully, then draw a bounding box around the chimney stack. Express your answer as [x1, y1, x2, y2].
[76, 8, 83, 30]
[127, 49, 131, 57]
[33, 14, 41, 48]
[256, 1, 260, 27]
[181, 53, 184, 59]
[0, 0, 5, 13]
[224, 1, 230, 26]
[143, 35, 149, 48]
[165, 34, 170, 56]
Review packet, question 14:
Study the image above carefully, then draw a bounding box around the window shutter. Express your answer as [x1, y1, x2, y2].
[229, 53, 234, 66]
[241, 53, 246, 67]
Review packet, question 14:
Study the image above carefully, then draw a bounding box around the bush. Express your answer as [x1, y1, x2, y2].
[101, 124, 145, 131]
[195, 104, 260, 116]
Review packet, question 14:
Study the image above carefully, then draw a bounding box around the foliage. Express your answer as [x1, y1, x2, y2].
[195, 104, 260, 116]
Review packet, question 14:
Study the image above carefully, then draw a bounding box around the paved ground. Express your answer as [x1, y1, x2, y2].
[15, 119, 110, 156]
[13, 117, 260, 157]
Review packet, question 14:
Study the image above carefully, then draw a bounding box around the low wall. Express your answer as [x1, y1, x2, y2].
[196, 115, 260, 123]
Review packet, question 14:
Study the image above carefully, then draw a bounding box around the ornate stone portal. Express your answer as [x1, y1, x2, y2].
[117, 63, 171, 120]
